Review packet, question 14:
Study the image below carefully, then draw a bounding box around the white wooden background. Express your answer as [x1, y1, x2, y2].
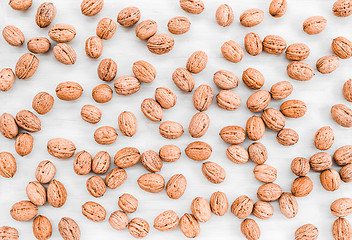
[1, 0, 352, 239]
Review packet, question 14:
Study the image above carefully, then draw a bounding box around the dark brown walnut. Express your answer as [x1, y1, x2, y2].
[193, 84, 214, 111]
[35, 2, 56, 28]
[105, 168, 127, 189]
[286, 43, 310, 61]
[92, 151, 110, 174]
[242, 68, 265, 90]
[58, 217, 81, 240]
[81, 0, 104, 16]
[270, 81, 293, 100]
[248, 142, 268, 164]
[185, 141, 212, 161]
[280, 100, 307, 118]
[0, 113, 18, 139]
[48, 24, 76, 43]
[0, 68, 15, 92]
[15, 53, 39, 79]
[180, 0, 204, 14]
[96, 18, 117, 40]
[263, 35, 287, 55]
[244, 32, 262, 56]
[15, 110, 41, 132]
[86, 176, 106, 198]
[269, 0, 287, 17]
[114, 147, 140, 168]
[332, 36, 352, 59]
[333, 0, 352, 17]
[141, 150, 163, 172]
[291, 176, 313, 197]
[0, 152, 17, 178]
[114, 76, 141, 95]
[147, 34, 175, 55]
[262, 107, 286, 131]
[117, 7, 140, 27]
[172, 67, 195, 92]
[213, 70, 239, 90]
[257, 183, 282, 202]
[118, 193, 138, 213]
[320, 168, 341, 191]
[331, 104, 352, 128]
[128, 218, 149, 238]
[32, 92, 54, 115]
[81, 105, 101, 124]
[291, 157, 310, 176]
[277, 128, 299, 146]
[135, 20, 158, 40]
[247, 90, 271, 113]
[97, 58, 117, 82]
[35, 161, 56, 184]
[133, 60, 157, 83]
[287, 61, 315, 81]
[166, 174, 187, 199]
[219, 126, 246, 145]
[53, 43, 76, 65]
[73, 151, 92, 175]
[82, 201, 106, 222]
[168, 17, 191, 35]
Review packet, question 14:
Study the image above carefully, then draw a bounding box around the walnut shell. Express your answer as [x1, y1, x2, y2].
[82, 201, 106, 222]
[166, 174, 187, 199]
[154, 210, 179, 232]
[118, 193, 138, 213]
[47, 179, 67, 208]
[191, 197, 211, 222]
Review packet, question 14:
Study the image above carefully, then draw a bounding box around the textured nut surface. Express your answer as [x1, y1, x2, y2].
[159, 121, 184, 139]
[15, 110, 41, 132]
[191, 197, 211, 222]
[53, 43, 76, 65]
[32, 92, 54, 115]
[81, 105, 101, 124]
[331, 104, 352, 128]
[118, 111, 137, 137]
[73, 151, 92, 175]
[94, 126, 118, 145]
[109, 210, 129, 231]
[270, 81, 293, 100]
[287, 61, 315, 81]
[231, 195, 254, 219]
[147, 34, 174, 55]
[180, 0, 204, 14]
[105, 168, 127, 189]
[47, 138, 76, 159]
[241, 218, 261, 240]
[0, 113, 18, 139]
[15, 53, 39, 79]
[253, 201, 274, 220]
[118, 193, 138, 213]
[217, 90, 241, 111]
[219, 126, 246, 144]
[331, 198, 352, 217]
[12, 134, 32, 157]
[291, 176, 313, 197]
[286, 43, 310, 61]
[226, 145, 249, 164]
[47, 180, 67, 208]
[186, 51, 208, 74]
[295, 224, 319, 240]
[141, 150, 163, 172]
[246, 116, 265, 141]
[96, 18, 116, 40]
[257, 183, 282, 201]
[242, 68, 264, 90]
[129, 218, 150, 238]
[0, 152, 16, 178]
[114, 147, 140, 168]
[172, 67, 195, 92]
[269, 0, 287, 17]
[314, 126, 334, 150]
[26, 181, 46, 206]
[155, 87, 177, 109]
[320, 168, 341, 191]
[213, 70, 239, 90]
[159, 145, 181, 162]
[332, 36, 352, 59]
[189, 112, 210, 138]
[334, 145, 352, 166]
[210, 191, 228, 216]
[247, 90, 271, 113]
[253, 164, 277, 183]
[86, 176, 106, 198]
[168, 17, 191, 35]
[154, 210, 179, 232]
[277, 128, 299, 146]
[248, 142, 268, 164]
[0, 68, 15, 92]
[35, 161, 56, 183]
[303, 16, 327, 35]
[0, 226, 19, 240]
[166, 174, 187, 199]
[202, 161, 226, 184]
[2, 25, 25, 46]
[98, 58, 117, 82]
[33, 215, 52, 240]
[316, 55, 340, 74]
[333, 217, 352, 240]
[141, 98, 163, 121]
[133, 60, 156, 83]
[35, 2, 56, 28]
[82, 201, 106, 222]
[340, 163, 352, 182]
[85, 36, 103, 59]
[117, 7, 141, 27]
[280, 100, 307, 118]
[333, 0, 352, 17]
[10, 201, 38, 222]
[291, 157, 310, 176]
[137, 173, 165, 193]
[56, 81, 83, 101]
[244, 33, 262, 56]
[343, 79, 352, 102]
[135, 20, 158, 40]
[58, 217, 81, 240]
[9, 0, 32, 10]
[49, 24, 76, 42]
[216, 4, 234, 27]
[81, 0, 104, 16]
[263, 35, 287, 55]
[221, 40, 244, 63]
[193, 84, 214, 111]
[179, 213, 200, 238]
[114, 75, 141, 95]
[185, 141, 212, 161]
[279, 192, 298, 218]
[240, 8, 264, 27]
